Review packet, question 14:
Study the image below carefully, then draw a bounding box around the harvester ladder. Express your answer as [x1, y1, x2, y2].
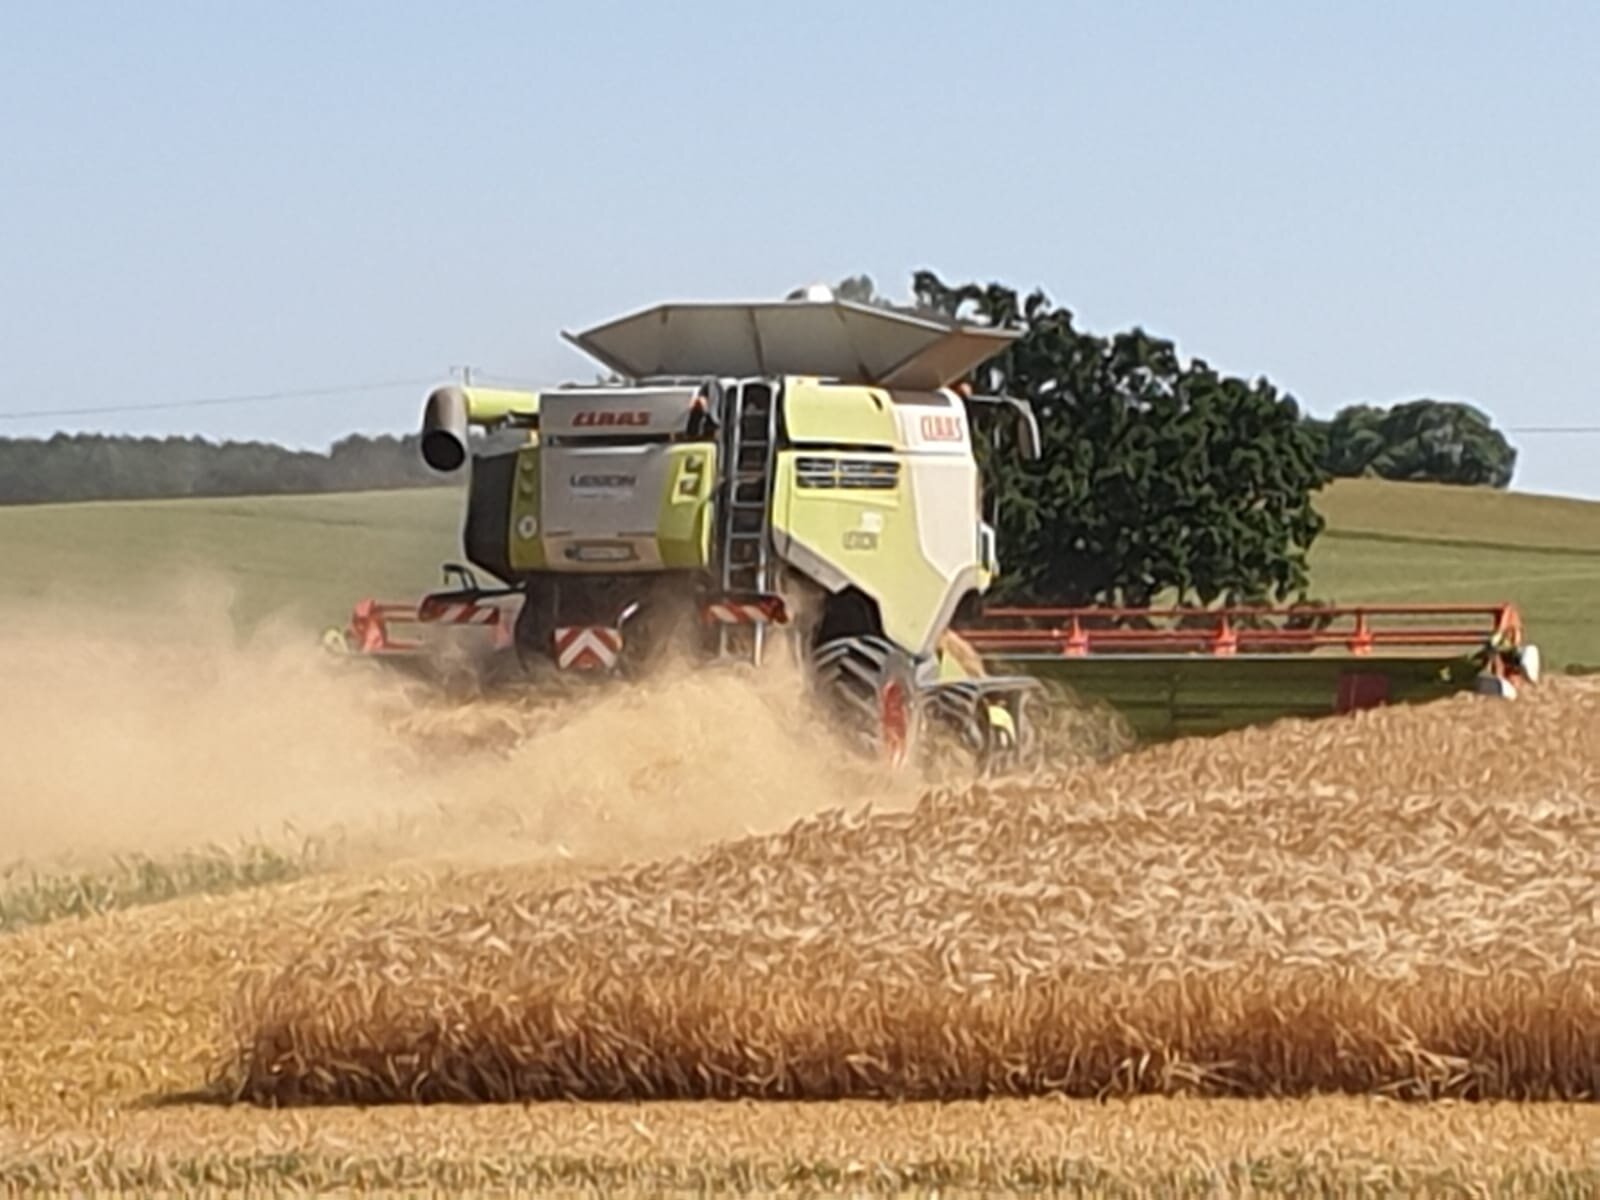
[717, 379, 779, 663]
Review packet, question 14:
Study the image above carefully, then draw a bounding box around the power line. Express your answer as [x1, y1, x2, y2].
[1505, 426, 1600, 434]
[0, 376, 438, 421]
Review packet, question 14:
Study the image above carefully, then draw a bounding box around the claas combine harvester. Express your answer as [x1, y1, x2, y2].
[331, 287, 1542, 765]
[335, 287, 1051, 771]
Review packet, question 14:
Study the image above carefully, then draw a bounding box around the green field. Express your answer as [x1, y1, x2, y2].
[1311, 479, 1600, 669]
[2, 477, 1598, 667]
[0, 486, 465, 632]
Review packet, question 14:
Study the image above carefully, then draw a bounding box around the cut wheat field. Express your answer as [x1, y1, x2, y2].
[4, 1098, 1597, 1194]
[2, 585, 1598, 1192]
[223, 677, 1600, 1107]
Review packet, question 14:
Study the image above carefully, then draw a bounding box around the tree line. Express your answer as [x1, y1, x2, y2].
[1304, 401, 1515, 488]
[0, 432, 446, 505]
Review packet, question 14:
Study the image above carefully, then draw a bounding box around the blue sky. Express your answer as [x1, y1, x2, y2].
[2, 1, 1597, 495]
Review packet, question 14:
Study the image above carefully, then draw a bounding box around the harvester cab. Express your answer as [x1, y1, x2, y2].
[403, 288, 1046, 769]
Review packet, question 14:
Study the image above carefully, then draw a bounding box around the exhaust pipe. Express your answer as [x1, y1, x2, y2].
[421, 386, 470, 473]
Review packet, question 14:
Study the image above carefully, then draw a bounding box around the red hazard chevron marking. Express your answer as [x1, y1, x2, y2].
[348, 598, 508, 654]
[553, 626, 623, 671]
[422, 603, 501, 625]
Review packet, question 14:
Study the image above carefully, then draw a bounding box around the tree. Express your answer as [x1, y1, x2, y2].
[910, 271, 1328, 606]
[1308, 400, 1516, 487]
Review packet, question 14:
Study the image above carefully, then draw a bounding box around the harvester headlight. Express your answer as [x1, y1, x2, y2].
[516, 515, 539, 540]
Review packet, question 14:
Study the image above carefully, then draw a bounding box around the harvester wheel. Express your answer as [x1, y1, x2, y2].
[977, 688, 1045, 777]
[811, 636, 922, 769]
[924, 681, 1044, 778]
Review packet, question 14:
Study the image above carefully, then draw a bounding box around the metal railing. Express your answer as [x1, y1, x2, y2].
[956, 603, 1524, 658]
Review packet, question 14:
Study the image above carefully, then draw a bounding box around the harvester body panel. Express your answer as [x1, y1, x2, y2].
[770, 379, 984, 657]
[457, 387, 719, 578]
[442, 364, 997, 668]
[535, 385, 711, 573]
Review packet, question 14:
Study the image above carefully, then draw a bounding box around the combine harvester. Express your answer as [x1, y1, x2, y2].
[333, 286, 1049, 771]
[329, 287, 1540, 762]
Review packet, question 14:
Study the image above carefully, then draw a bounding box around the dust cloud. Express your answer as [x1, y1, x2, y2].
[0, 576, 916, 869]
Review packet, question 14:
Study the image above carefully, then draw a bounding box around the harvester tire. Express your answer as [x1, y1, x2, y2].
[925, 681, 1044, 778]
[811, 636, 922, 769]
[978, 687, 1045, 777]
